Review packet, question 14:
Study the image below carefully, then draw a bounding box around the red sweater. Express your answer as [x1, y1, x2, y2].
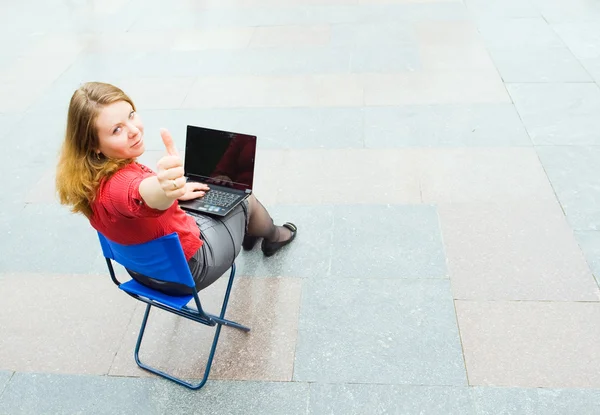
[89, 162, 202, 260]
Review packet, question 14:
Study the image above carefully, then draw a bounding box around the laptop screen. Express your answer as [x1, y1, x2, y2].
[184, 125, 256, 191]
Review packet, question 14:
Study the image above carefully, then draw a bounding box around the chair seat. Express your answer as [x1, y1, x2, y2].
[119, 280, 193, 310]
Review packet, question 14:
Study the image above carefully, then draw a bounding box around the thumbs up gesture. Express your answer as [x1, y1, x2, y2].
[156, 129, 210, 201]
[156, 129, 187, 200]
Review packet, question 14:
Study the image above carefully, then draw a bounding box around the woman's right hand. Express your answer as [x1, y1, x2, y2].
[156, 129, 187, 200]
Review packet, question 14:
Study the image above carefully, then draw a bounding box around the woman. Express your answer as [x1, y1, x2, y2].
[56, 82, 296, 295]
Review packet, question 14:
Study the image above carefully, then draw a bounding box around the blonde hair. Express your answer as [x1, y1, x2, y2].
[56, 82, 136, 218]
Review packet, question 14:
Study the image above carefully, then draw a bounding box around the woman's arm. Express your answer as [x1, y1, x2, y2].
[138, 129, 187, 210]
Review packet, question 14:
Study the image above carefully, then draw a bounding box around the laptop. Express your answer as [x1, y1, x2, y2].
[178, 125, 256, 217]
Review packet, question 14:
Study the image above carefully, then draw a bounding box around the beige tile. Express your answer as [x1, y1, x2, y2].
[272, 149, 421, 205]
[440, 201, 600, 301]
[24, 169, 58, 204]
[363, 71, 509, 105]
[118, 77, 196, 110]
[419, 148, 556, 203]
[109, 277, 302, 381]
[0, 273, 136, 374]
[172, 28, 255, 51]
[457, 300, 600, 388]
[416, 22, 497, 71]
[250, 25, 331, 48]
[182, 75, 364, 108]
[84, 33, 175, 53]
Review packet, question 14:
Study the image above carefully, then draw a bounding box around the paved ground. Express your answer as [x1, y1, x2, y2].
[2, 0, 600, 413]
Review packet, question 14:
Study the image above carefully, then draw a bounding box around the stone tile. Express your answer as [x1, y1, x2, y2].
[507, 83, 600, 145]
[574, 231, 600, 285]
[537, 0, 600, 23]
[110, 277, 302, 382]
[237, 205, 333, 278]
[536, 146, 600, 230]
[464, 0, 539, 18]
[470, 387, 538, 415]
[476, 18, 590, 82]
[420, 148, 556, 203]
[250, 25, 330, 48]
[172, 28, 252, 50]
[294, 278, 466, 385]
[456, 300, 600, 388]
[85, 32, 176, 54]
[330, 205, 447, 278]
[309, 384, 475, 415]
[363, 71, 510, 105]
[140, 107, 364, 150]
[0, 113, 22, 139]
[536, 388, 600, 415]
[416, 21, 497, 72]
[0, 371, 12, 395]
[0, 81, 51, 113]
[0, 373, 309, 415]
[0, 204, 102, 274]
[439, 201, 600, 301]
[117, 77, 196, 111]
[0, 273, 136, 374]
[552, 21, 600, 60]
[24, 168, 57, 205]
[580, 57, 600, 84]
[364, 104, 531, 147]
[331, 23, 420, 72]
[183, 74, 363, 108]
[0, 54, 79, 83]
[273, 149, 420, 205]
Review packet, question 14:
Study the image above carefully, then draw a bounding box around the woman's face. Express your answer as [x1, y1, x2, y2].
[95, 100, 145, 159]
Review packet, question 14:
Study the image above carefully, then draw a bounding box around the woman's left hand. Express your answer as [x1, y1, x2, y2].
[178, 182, 210, 201]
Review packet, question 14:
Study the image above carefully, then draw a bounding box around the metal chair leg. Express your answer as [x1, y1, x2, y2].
[132, 265, 248, 390]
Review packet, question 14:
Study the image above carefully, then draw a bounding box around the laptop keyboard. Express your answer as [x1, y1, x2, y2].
[202, 190, 239, 208]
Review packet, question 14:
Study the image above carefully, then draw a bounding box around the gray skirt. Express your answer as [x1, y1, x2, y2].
[186, 200, 249, 291]
[127, 200, 249, 296]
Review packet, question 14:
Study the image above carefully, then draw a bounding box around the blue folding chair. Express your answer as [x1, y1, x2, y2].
[97, 231, 250, 390]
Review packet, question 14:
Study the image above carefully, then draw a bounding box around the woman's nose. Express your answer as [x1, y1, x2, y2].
[127, 122, 140, 137]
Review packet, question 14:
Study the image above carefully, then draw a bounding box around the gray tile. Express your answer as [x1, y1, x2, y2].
[140, 108, 364, 151]
[238, 205, 333, 278]
[471, 387, 539, 415]
[0, 204, 101, 274]
[537, 0, 600, 23]
[536, 388, 600, 415]
[508, 83, 600, 145]
[294, 278, 466, 385]
[477, 18, 590, 82]
[309, 384, 475, 415]
[487, 47, 590, 83]
[581, 57, 600, 84]
[464, 0, 539, 18]
[364, 105, 531, 147]
[330, 205, 447, 279]
[0, 371, 12, 397]
[0, 373, 309, 415]
[552, 21, 600, 60]
[536, 146, 600, 230]
[574, 231, 600, 285]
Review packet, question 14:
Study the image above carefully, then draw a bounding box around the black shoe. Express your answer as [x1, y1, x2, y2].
[261, 223, 297, 257]
[242, 234, 259, 251]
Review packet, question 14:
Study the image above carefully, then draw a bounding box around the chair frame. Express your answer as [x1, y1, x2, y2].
[105, 253, 250, 390]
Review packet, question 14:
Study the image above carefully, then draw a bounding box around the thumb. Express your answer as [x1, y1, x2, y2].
[160, 128, 179, 156]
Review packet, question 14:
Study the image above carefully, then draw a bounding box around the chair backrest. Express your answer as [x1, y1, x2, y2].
[97, 232, 195, 288]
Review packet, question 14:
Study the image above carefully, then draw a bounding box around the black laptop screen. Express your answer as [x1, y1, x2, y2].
[184, 125, 256, 191]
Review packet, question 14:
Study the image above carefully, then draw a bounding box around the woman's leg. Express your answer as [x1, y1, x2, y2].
[246, 194, 292, 243]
